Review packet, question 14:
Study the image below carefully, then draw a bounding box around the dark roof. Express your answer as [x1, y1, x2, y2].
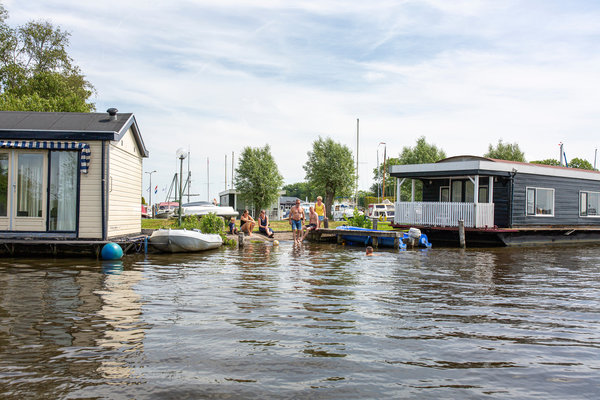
[0, 110, 148, 157]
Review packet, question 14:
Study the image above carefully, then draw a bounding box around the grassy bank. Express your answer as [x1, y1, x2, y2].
[142, 218, 350, 232]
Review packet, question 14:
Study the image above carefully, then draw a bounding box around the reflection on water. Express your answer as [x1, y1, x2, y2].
[1, 243, 600, 399]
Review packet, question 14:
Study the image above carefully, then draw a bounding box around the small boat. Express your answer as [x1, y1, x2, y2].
[180, 201, 238, 219]
[155, 201, 179, 219]
[367, 199, 395, 221]
[149, 229, 223, 252]
[331, 202, 362, 221]
[335, 226, 432, 249]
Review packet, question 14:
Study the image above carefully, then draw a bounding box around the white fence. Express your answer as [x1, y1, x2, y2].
[394, 202, 495, 228]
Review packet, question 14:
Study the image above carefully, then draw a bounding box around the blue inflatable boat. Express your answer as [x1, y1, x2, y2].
[335, 226, 432, 249]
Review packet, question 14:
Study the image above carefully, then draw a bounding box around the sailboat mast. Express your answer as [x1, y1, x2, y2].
[355, 118, 359, 204]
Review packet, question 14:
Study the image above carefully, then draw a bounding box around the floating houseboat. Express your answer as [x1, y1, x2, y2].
[0, 109, 148, 249]
[389, 156, 600, 246]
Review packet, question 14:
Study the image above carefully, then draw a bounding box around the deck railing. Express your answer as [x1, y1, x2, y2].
[394, 202, 494, 228]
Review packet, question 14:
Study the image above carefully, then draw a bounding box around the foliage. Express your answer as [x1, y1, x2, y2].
[141, 196, 146, 205]
[177, 215, 201, 230]
[379, 137, 446, 202]
[282, 181, 318, 201]
[568, 157, 594, 170]
[484, 140, 525, 162]
[530, 159, 559, 166]
[235, 144, 283, 214]
[304, 136, 355, 219]
[199, 212, 225, 234]
[0, 6, 95, 112]
[141, 218, 174, 230]
[343, 208, 372, 229]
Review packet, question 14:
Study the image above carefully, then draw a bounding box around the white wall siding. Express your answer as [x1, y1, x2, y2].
[107, 129, 142, 238]
[78, 142, 104, 238]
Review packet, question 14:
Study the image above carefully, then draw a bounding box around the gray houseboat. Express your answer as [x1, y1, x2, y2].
[389, 156, 600, 246]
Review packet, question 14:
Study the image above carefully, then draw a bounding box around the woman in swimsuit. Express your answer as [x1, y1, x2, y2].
[240, 209, 255, 236]
[258, 210, 275, 238]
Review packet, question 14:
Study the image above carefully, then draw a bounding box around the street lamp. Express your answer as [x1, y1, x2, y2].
[377, 142, 386, 202]
[145, 170, 157, 218]
[176, 148, 188, 226]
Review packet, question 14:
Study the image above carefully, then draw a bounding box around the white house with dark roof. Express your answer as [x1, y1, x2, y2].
[0, 108, 148, 240]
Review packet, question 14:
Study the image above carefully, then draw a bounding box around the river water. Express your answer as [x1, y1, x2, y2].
[1, 242, 599, 399]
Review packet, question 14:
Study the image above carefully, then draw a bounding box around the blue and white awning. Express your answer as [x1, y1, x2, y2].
[0, 140, 91, 173]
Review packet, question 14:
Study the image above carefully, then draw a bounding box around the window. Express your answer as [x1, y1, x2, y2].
[526, 187, 554, 216]
[17, 153, 44, 217]
[0, 153, 7, 216]
[440, 186, 449, 202]
[580, 191, 600, 217]
[479, 186, 489, 203]
[451, 181, 462, 202]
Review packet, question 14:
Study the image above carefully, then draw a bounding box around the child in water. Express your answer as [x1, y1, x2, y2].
[229, 217, 239, 234]
[366, 246, 374, 256]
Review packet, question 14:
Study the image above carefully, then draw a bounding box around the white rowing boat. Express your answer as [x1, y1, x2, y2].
[149, 229, 223, 252]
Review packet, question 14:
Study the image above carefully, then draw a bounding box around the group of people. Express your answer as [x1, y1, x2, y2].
[228, 196, 328, 244]
[288, 196, 326, 244]
[229, 209, 275, 238]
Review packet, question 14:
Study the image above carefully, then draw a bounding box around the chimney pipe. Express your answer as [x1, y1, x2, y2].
[107, 108, 118, 121]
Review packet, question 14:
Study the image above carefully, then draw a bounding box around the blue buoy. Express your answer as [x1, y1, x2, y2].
[101, 242, 123, 260]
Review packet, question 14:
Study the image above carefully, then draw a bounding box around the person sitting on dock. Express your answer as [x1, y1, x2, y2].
[228, 217, 239, 234]
[240, 209, 256, 236]
[302, 206, 318, 241]
[289, 199, 305, 244]
[258, 210, 275, 238]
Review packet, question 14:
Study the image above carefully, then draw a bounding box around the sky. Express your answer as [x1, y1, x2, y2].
[5, 0, 600, 203]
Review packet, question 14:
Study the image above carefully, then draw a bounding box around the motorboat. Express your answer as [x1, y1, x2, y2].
[180, 201, 238, 219]
[149, 229, 223, 252]
[155, 201, 179, 219]
[335, 226, 432, 249]
[367, 199, 395, 221]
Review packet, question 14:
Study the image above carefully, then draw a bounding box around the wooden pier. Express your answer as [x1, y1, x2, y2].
[306, 228, 403, 248]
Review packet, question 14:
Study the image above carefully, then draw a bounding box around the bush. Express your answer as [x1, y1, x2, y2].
[199, 212, 225, 234]
[178, 215, 201, 230]
[344, 208, 372, 229]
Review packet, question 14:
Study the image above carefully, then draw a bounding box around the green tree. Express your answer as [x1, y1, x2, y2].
[282, 181, 317, 201]
[568, 157, 594, 170]
[0, 5, 95, 112]
[530, 158, 559, 166]
[484, 139, 525, 162]
[235, 145, 283, 215]
[304, 136, 355, 219]
[379, 137, 446, 201]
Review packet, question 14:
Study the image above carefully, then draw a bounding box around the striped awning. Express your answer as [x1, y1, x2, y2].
[0, 140, 91, 173]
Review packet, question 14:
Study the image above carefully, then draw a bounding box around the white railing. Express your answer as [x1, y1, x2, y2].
[394, 202, 495, 228]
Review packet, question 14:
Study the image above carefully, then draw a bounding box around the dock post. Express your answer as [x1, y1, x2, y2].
[372, 236, 378, 248]
[393, 233, 400, 249]
[458, 219, 466, 248]
[337, 233, 343, 245]
[372, 219, 378, 230]
[238, 232, 245, 248]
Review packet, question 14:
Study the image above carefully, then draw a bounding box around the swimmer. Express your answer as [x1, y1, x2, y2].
[366, 246, 374, 256]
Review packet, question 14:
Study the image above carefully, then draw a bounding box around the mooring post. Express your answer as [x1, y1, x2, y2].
[393, 233, 400, 249]
[372, 219, 378, 230]
[458, 219, 466, 248]
[238, 232, 245, 248]
[337, 233, 343, 245]
[372, 236, 378, 248]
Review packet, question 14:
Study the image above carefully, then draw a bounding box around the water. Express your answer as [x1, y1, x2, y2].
[1, 242, 600, 399]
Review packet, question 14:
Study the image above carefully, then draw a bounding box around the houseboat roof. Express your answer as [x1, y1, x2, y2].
[0, 110, 148, 157]
[389, 155, 600, 181]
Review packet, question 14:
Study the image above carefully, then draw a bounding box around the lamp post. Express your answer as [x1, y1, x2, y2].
[377, 142, 386, 202]
[176, 148, 188, 226]
[145, 170, 157, 218]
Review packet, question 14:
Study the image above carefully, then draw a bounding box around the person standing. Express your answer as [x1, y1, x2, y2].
[314, 196, 326, 228]
[289, 199, 305, 244]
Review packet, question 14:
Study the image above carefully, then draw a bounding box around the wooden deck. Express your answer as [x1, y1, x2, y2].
[0, 235, 149, 257]
[306, 228, 403, 248]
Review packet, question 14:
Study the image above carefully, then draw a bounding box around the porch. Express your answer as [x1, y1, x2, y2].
[394, 201, 495, 228]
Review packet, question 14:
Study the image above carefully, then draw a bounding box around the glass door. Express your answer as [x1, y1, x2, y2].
[48, 151, 78, 231]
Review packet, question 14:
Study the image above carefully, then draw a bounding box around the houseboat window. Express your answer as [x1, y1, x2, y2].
[0, 154, 8, 216]
[49, 151, 78, 231]
[526, 187, 554, 216]
[451, 181, 462, 202]
[478, 186, 489, 203]
[440, 186, 449, 202]
[465, 181, 475, 202]
[579, 191, 600, 217]
[17, 153, 43, 217]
